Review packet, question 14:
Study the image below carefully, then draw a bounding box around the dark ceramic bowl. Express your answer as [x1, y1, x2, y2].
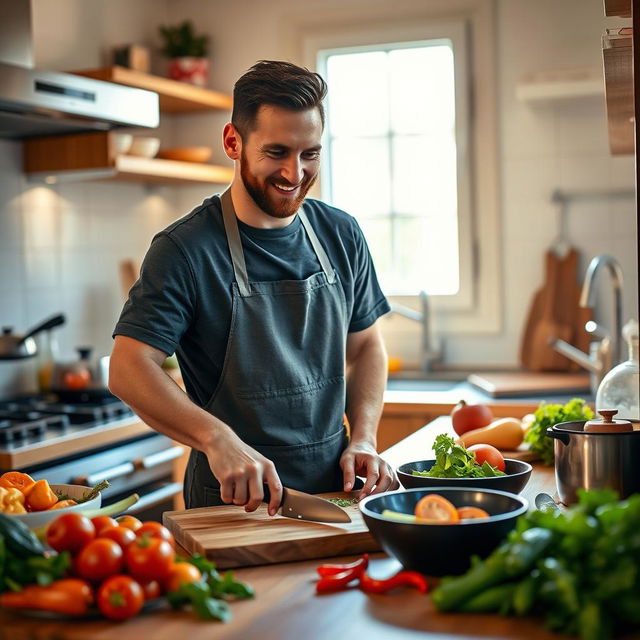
[359, 487, 528, 576]
[397, 459, 532, 494]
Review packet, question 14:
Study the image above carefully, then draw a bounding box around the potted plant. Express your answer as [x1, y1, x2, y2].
[159, 21, 210, 87]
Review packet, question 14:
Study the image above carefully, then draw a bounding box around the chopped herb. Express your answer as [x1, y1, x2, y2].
[327, 498, 357, 507]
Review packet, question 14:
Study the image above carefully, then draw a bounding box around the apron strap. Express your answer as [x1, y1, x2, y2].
[220, 189, 252, 297]
[298, 208, 336, 284]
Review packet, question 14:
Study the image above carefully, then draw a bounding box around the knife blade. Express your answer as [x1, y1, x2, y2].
[263, 486, 352, 523]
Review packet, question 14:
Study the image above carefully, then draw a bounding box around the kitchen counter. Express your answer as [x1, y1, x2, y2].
[5, 417, 631, 640]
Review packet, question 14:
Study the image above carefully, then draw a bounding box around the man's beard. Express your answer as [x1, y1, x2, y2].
[240, 149, 317, 219]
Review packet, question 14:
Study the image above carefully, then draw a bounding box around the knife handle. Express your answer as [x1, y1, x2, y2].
[262, 484, 284, 507]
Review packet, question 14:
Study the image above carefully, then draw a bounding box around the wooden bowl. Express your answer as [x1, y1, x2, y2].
[156, 146, 212, 163]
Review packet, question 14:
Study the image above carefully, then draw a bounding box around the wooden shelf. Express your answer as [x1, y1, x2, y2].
[603, 30, 634, 155]
[23, 131, 234, 185]
[71, 66, 233, 113]
[516, 66, 603, 102]
[603, 0, 631, 18]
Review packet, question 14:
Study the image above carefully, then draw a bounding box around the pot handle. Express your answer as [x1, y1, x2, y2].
[19, 313, 66, 344]
[547, 428, 570, 445]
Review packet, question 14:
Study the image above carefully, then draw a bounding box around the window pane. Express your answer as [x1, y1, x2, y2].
[330, 137, 390, 217]
[394, 216, 459, 295]
[356, 217, 392, 279]
[326, 52, 389, 137]
[392, 134, 458, 217]
[389, 45, 455, 135]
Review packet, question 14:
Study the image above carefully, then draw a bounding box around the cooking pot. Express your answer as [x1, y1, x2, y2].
[51, 347, 112, 401]
[0, 314, 66, 360]
[548, 418, 640, 505]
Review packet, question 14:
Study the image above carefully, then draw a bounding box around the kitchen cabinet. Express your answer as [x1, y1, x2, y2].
[22, 66, 234, 185]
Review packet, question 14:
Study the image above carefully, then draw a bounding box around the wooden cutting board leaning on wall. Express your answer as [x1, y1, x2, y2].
[520, 248, 592, 372]
[163, 492, 381, 569]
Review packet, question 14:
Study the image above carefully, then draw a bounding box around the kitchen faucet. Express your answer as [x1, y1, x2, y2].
[551, 254, 624, 395]
[388, 291, 442, 372]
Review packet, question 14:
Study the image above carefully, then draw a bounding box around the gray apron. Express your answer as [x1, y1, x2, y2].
[184, 190, 350, 508]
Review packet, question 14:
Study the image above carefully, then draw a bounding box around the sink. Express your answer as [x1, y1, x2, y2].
[385, 379, 461, 392]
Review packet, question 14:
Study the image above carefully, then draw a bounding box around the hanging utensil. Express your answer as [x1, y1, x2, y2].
[0, 313, 66, 360]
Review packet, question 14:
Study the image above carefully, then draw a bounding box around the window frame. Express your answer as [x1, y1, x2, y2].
[317, 29, 473, 307]
[294, 0, 501, 335]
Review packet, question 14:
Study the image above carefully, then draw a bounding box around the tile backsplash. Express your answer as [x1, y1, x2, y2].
[0, 140, 180, 396]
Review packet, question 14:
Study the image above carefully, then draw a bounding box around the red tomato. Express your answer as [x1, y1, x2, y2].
[467, 444, 506, 472]
[164, 562, 202, 593]
[451, 400, 493, 436]
[116, 515, 143, 532]
[125, 537, 175, 583]
[136, 522, 175, 548]
[62, 370, 91, 390]
[97, 575, 144, 621]
[75, 538, 124, 582]
[140, 580, 161, 600]
[91, 515, 118, 534]
[99, 525, 137, 550]
[46, 513, 95, 553]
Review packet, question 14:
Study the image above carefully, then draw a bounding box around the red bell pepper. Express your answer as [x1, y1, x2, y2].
[359, 570, 429, 594]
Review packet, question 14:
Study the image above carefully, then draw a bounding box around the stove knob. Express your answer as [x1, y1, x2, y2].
[2, 327, 14, 335]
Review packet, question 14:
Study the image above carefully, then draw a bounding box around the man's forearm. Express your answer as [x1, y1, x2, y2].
[109, 347, 230, 452]
[345, 329, 388, 448]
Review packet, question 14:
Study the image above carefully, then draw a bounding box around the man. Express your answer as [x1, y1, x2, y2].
[109, 60, 398, 516]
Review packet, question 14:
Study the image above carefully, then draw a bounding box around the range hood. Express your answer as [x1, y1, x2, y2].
[0, 2, 159, 139]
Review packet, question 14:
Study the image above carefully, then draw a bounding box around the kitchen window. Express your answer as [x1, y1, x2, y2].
[318, 32, 472, 299]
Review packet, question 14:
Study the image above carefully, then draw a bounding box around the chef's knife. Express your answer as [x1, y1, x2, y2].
[263, 486, 352, 523]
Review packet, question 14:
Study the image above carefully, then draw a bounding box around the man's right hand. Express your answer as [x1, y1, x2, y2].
[205, 428, 283, 516]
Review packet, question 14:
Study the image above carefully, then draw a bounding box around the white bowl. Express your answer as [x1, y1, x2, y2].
[127, 136, 161, 158]
[112, 132, 133, 155]
[11, 484, 102, 530]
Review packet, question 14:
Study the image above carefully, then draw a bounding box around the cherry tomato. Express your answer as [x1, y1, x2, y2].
[46, 513, 96, 553]
[140, 580, 161, 600]
[91, 515, 118, 534]
[75, 538, 123, 582]
[125, 537, 175, 583]
[97, 575, 144, 621]
[116, 515, 143, 532]
[164, 562, 202, 593]
[467, 444, 506, 472]
[99, 525, 137, 550]
[457, 506, 490, 520]
[451, 400, 493, 436]
[414, 494, 459, 523]
[136, 522, 175, 548]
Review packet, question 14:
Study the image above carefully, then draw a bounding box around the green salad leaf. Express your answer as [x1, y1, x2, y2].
[412, 434, 505, 478]
[524, 398, 593, 465]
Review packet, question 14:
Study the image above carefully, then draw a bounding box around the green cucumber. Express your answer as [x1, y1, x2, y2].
[0, 512, 45, 557]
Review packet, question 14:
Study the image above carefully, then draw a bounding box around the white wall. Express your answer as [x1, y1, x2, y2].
[0, 0, 637, 395]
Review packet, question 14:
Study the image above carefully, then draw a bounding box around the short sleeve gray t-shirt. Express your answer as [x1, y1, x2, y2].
[114, 195, 390, 407]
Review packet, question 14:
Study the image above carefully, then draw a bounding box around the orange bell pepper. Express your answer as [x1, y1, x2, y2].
[48, 499, 78, 510]
[25, 479, 59, 511]
[0, 471, 35, 495]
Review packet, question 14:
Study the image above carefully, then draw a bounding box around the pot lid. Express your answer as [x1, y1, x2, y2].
[584, 410, 633, 433]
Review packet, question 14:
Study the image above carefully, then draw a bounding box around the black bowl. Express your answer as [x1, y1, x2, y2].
[397, 459, 532, 494]
[359, 487, 528, 576]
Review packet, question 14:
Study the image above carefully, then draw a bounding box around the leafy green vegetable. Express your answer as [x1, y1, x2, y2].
[524, 398, 593, 465]
[412, 434, 505, 478]
[327, 498, 357, 507]
[431, 489, 640, 640]
[168, 554, 254, 621]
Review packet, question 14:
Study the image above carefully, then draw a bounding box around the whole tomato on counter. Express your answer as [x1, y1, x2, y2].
[164, 562, 202, 593]
[97, 575, 145, 621]
[46, 512, 95, 553]
[125, 536, 175, 583]
[75, 538, 124, 582]
[136, 521, 175, 548]
[99, 525, 137, 550]
[451, 400, 493, 436]
[116, 515, 143, 532]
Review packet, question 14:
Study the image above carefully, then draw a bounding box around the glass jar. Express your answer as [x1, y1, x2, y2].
[595, 319, 639, 421]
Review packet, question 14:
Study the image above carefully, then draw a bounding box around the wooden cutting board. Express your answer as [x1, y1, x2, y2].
[163, 492, 381, 569]
[467, 371, 591, 398]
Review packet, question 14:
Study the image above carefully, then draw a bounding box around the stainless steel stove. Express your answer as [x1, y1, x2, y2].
[0, 394, 184, 522]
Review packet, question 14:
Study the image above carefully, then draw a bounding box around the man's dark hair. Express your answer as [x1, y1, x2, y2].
[232, 60, 327, 138]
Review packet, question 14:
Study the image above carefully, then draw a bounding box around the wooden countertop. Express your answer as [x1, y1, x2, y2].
[0, 419, 632, 639]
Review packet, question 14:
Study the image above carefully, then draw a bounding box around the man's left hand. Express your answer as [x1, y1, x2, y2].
[340, 440, 399, 500]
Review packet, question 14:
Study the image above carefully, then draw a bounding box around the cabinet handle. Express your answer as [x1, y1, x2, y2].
[135, 445, 185, 470]
[124, 482, 182, 514]
[74, 462, 135, 486]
